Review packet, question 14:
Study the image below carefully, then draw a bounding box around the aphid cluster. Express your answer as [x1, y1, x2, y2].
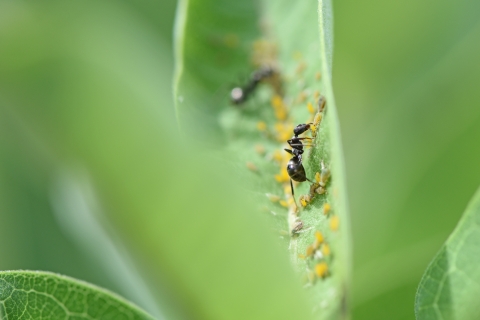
[298, 230, 332, 284]
[230, 40, 340, 285]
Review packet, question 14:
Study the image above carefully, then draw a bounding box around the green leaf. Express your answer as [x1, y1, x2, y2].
[415, 186, 480, 320]
[0, 1, 315, 319]
[175, 0, 350, 318]
[0, 1, 172, 316]
[0, 271, 154, 319]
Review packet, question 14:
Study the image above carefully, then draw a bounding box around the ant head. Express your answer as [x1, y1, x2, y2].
[230, 87, 244, 104]
[293, 123, 311, 136]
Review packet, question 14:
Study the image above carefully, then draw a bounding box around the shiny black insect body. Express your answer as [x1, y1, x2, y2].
[293, 123, 312, 137]
[284, 123, 314, 199]
[230, 66, 276, 105]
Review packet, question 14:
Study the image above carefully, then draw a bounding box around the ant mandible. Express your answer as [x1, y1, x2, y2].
[284, 123, 315, 201]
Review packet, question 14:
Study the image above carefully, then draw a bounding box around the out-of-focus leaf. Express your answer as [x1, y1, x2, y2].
[0, 271, 154, 319]
[0, 1, 315, 319]
[0, 1, 172, 315]
[415, 186, 480, 320]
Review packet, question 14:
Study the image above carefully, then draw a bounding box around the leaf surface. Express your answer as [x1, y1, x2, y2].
[0, 271, 153, 320]
[415, 186, 480, 320]
[175, 0, 351, 318]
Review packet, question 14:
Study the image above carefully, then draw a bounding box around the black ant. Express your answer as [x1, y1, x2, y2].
[284, 123, 314, 201]
[230, 66, 279, 105]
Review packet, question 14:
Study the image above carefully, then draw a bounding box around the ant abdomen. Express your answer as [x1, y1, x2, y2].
[287, 157, 307, 182]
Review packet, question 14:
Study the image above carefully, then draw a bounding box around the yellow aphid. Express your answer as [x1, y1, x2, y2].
[300, 197, 308, 207]
[298, 253, 306, 260]
[315, 71, 322, 81]
[246, 162, 257, 172]
[318, 95, 326, 112]
[314, 112, 322, 125]
[299, 194, 311, 207]
[314, 262, 328, 278]
[271, 94, 288, 120]
[310, 112, 323, 137]
[296, 61, 307, 75]
[255, 144, 266, 155]
[274, 108, 287, 121]
[271, 95, 284, 109]
[315, 172, 321, 183]
[313, 238, 322, 250]
[279, 200, 288, 208]
[330, 215, 339, 231]
[322, 244, 331, 256]
[305, 244, 315, 257]
[257, 121, 267, 131]
[315, 231, 324, 244]
[273, 150, 283, 163]
[266, 193, 280, 202]
[307, 271, 316, 284]
[307, 102, 315, 114]
[313, 90, 320, 99]
[275, 167, 289, 183]
[323, 203, 331, 215]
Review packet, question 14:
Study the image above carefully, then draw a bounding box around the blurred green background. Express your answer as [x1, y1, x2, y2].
[0, 0, 177, 316]
[334, 0, 480, 319]
[1, 0, 480, 319]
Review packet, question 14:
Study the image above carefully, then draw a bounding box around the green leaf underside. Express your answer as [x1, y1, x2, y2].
[0, 271, 154, 320]
[175, 0, 350, 318]
[415, 187, 480, 320]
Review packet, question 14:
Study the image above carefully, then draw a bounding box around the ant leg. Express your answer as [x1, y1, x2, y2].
[290, 178, 299, 208]
[288, 144, 313, 147]
[287, 137, 313, 147]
